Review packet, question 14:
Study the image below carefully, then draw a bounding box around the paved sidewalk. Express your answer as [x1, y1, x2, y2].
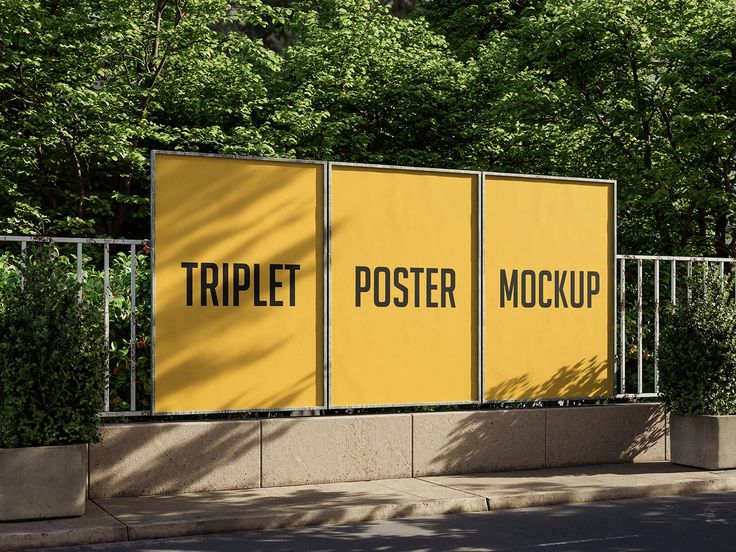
[3, 463, 736, 551]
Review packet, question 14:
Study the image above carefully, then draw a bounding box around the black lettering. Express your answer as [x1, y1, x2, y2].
[374, 267, 391, 307]
[393, 267, 409, 307]
[555, 270, 568, 308]
[587, 271, 600, 308]
[441, 268, 456, 308]
[570, 270, 585, 308]
[181, 262, 197, 306]
[539, 270, 552, 308]
[426, 268, 438, 308]
[222, 263, 229, 306]
[201, 262, 219, 306]
[270, 264, 283, 306]
[521, 269, 536, 307]
[500, 269, 518, 308]
[410, 267, 424, 307]
[253, 263, 267, 306]
[233, 263, 250, 306]
[355, 266, 370, 307]
[285, 264, 300, 306]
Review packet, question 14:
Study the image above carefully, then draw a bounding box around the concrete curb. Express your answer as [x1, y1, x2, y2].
[483, 478, 736, 511]
[0, 525, 128, 552]
[125, 497, 489, 541]
[3, 467, 736, 550]
[0, 503, 127, 551]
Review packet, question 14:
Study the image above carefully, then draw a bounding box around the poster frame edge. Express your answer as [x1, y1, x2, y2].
[150, 149, 326, 166]
[150, 150, 157, 414]
[330, 161, 481, 176]
[329, 400, 480, 410]
[484, 171, 616, 185]
[477, 171, 485, 404]
[325, 161, 332, 410]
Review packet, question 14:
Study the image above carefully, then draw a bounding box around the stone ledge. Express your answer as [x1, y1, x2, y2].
[671, 414, 736, 469]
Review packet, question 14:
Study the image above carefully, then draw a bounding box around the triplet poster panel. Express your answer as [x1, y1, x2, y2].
[152, 152, 324, 413]
[330, 164, 479, 407]
[485, 174, 615, 401]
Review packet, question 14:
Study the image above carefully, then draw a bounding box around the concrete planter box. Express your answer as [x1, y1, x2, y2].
[0, 443, 87, 521]
[671, 414, 736, 470]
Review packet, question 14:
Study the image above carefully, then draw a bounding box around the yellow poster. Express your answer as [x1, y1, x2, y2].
[152, 152, 323, 413]
[485, 174, 615, 401]
[330, 165, 478, 407]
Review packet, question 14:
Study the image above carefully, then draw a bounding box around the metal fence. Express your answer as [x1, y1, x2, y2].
[616, 254, 736, 400]
[1, 235, 733, 415]
[0, 235, 148, 417]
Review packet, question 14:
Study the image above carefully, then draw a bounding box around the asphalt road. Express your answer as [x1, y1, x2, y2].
[37, 491, 736, 552]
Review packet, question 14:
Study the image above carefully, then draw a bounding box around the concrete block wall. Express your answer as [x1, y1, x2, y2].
[89, 420, 260, 498]
[545, 404, 667, 466]
[412, 410, 546, 476]
[261, 415, 412, 487]
[89, 403, 667, 498]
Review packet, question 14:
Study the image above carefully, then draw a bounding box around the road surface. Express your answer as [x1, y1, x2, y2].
[38, 491, 736, 551]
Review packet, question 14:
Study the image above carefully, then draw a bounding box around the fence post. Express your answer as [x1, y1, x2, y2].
[77, 243, 83, 303]
[619, 258, 626, 394]
[637, 259, 643, 394]
[654, 260, 659, 393]
[103, 244, 110, 412]
[130, 244, 137, 411]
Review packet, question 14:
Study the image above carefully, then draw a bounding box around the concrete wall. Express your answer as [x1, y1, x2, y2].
[262, 415, 412, 487]
[89, 403, 667, 498]
[413, 410, 546, 476]
[89, 420, 260, 498]
[545, 404, 667, 466]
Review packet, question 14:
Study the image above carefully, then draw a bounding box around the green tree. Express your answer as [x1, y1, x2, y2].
[0, 0, 280, 238]
[417, 0, 539, 60]
[454, 0, 736, 255]
[2, 0, 734, 257]
[266, 0, 471, 167]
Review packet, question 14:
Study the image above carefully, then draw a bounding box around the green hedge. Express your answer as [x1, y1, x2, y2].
[0, 247, 107, 446]
[659, 267, 736, 416]
[0, 245, 151, 416]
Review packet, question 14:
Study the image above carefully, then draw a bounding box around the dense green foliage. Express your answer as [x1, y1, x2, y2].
[659, 268, 736, 415]
[0, 247, 107, 446]
[85, 249, 152, 412]
[1, 0, 734, 255]
[0, 246, 152, 413]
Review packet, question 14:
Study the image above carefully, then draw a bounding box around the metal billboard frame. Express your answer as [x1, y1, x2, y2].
[149, 151, 618, 415]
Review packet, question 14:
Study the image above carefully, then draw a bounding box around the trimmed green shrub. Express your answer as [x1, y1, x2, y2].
[659, 267, 736, 416]
[0, 247, 151, 414]
[0, 246, 107, 447]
